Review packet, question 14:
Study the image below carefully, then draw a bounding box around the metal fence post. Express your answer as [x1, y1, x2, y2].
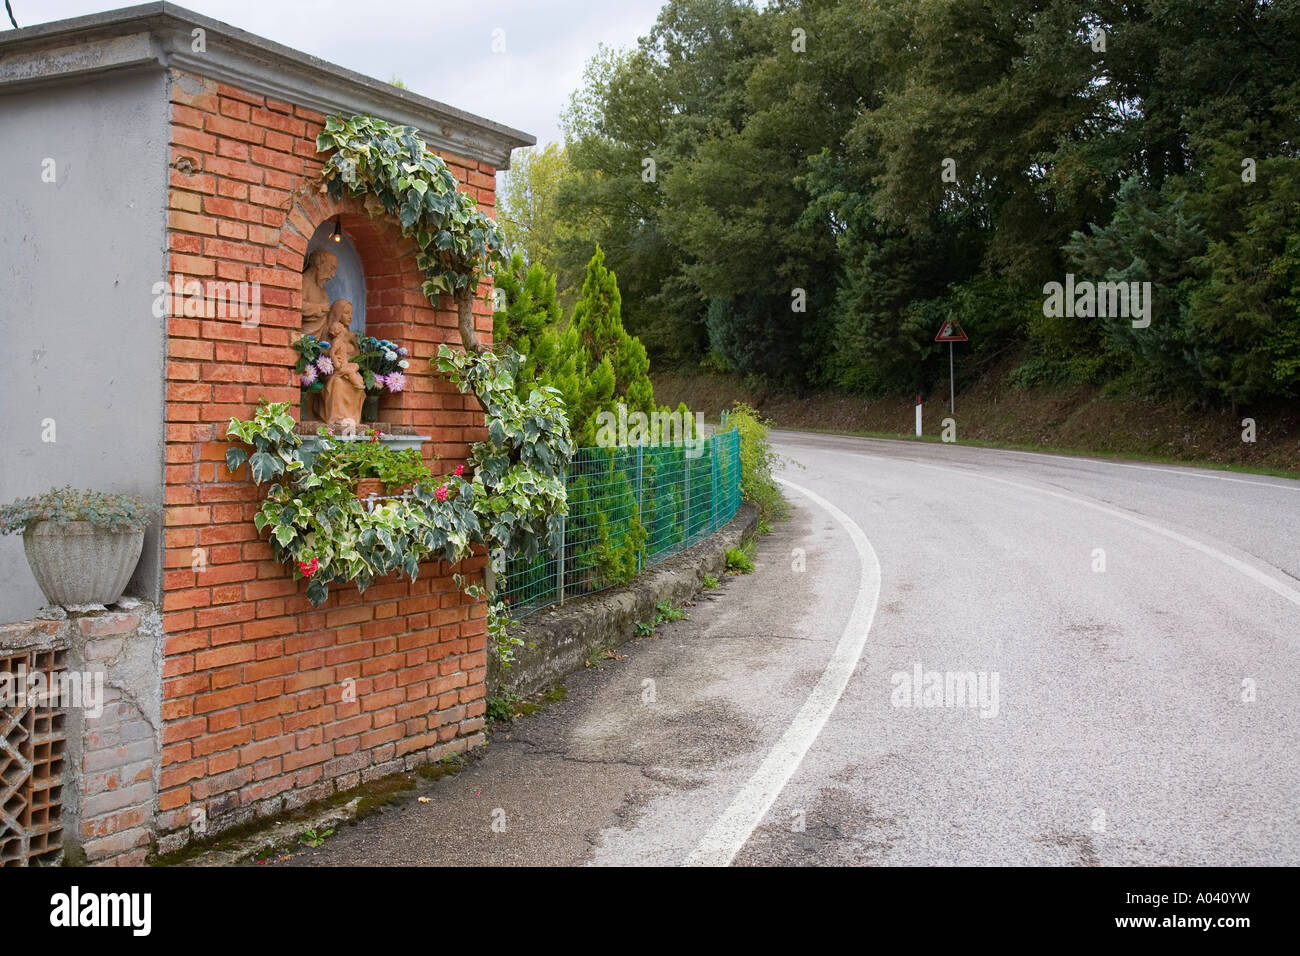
[683, 443, 691, 541]
[556, 466, 567, 606]
[710, 434, 719, 532]
[635, 443, 644, 574]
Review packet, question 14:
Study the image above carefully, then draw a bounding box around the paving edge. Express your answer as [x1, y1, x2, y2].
[488, 502, 760, 698]
[175, 798, 364, 867]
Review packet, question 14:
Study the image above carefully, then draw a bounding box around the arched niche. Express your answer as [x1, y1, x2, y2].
[304, 220, 366, 334]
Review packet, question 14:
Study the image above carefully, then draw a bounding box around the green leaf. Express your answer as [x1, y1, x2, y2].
[249, 451, 281, 484]
[307, 578, 329, 606]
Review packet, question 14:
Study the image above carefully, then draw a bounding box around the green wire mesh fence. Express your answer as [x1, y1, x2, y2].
[500, 429, 742, 618]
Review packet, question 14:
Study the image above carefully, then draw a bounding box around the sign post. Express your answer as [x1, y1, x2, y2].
[934, 319, 969, 416]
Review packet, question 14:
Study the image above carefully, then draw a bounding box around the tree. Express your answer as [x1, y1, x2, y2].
[556, 0, 1300, 405]
[495, 248, 667, 446]
[496, 143, 575, 271]
[559, 2, 764, 363]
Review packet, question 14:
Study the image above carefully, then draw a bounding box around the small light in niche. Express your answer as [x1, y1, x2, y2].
[331, 218, 342, 243]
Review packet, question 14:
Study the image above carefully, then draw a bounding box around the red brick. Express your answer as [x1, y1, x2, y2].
[217, 83, 265, 106]
[219, 97, 252, 121]
[205, 112, 264, 144]
[195, 644, 255, 671]
[281, 743, 331, 772]
[250, 108, 306, 137]
[205, 155, 264, 184]
[194, 686, 256, 714]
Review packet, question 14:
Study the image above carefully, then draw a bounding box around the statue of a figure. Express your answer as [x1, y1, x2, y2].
[301, 249, 337, 340]
[320, 359, 367, 430]
[317, 300, 366, 427]
[323, 299, 359, 364]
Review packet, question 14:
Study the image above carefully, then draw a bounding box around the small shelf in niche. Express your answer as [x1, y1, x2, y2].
[295, 422, 431, 468]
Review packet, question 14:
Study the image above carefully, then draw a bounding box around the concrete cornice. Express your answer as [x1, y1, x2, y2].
[0, 2, 535, 168]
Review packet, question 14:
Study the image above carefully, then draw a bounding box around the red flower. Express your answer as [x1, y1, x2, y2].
[298, 558, 319, 578]
[434, 484, 449, 503]
[454, 464, 464, 477]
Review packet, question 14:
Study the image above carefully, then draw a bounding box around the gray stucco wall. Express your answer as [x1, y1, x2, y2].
[0, 69, 170, 623]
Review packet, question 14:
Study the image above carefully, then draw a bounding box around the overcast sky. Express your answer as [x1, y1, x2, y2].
[5, 0, 668, 147]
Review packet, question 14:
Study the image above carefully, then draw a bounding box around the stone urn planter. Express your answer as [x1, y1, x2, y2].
[1, 487, 158, 608]
[22, 521, 146, 607]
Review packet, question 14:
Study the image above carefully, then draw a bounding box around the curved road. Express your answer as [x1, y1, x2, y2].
[716, 431, 1300, 865]
[286, 431, 1300, 867]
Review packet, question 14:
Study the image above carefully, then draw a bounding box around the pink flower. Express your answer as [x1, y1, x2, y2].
[315, 356, 334, 375]
[384, 372, 407, 393]
[454, 463, 464, 477]
[434, 484, 449, 502]
[300, 366, 317, 386]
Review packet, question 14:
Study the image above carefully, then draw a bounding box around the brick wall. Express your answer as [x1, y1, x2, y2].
[156, 68, 495, 853]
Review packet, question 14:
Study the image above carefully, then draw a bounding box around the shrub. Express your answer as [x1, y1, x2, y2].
[493, 248, 687, 445]
[720, 402, 786, 524]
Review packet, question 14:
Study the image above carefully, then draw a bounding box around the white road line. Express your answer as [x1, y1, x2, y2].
[684, 476, 882, 867]
[885, 455, 1300, 611]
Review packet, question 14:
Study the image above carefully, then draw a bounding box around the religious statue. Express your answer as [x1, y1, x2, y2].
[319, 359, 367, 430]
[300, 249, 337, 340]
[316, 299, 366, 427]
[323, 299, 359, 364]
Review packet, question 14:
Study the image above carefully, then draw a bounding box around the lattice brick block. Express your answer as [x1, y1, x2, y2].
[0, 648, 66, 866]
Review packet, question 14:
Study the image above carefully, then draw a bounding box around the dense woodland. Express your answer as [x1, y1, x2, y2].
[497, 0, 1300, 410]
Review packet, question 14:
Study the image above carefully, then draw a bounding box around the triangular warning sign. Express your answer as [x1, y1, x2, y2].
[935, 319, 968, 342]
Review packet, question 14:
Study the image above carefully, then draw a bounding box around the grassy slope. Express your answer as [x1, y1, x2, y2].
[653, 365, 1300, 480]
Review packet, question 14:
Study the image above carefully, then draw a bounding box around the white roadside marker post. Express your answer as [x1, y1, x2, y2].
[915, 394, 922, 437]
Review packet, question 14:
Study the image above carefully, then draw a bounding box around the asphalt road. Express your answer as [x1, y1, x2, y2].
[285, 431, 1300, 866]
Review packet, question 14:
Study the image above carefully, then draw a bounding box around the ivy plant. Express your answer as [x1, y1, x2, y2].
[315, 113, 503, 357]
[434, 344, 572, 572]
[224, 403, 303, 485]
[224, 359, 574, 616]
[225, 406, 478, 607]
[240, 113, 578, 665]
